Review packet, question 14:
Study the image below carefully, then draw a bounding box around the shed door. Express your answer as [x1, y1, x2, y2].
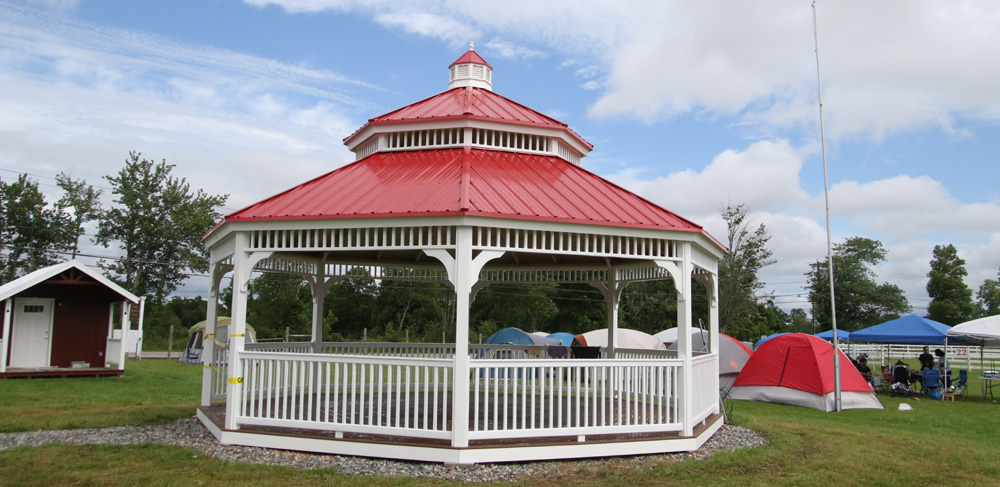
[9, 298, 54, 368]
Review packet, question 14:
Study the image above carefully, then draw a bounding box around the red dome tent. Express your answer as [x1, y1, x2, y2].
[728, 333, 883, 411]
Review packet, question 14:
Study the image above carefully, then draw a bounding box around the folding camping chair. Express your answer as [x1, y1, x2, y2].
[950, 369, 968, 400]
[921, 369, 942, 399]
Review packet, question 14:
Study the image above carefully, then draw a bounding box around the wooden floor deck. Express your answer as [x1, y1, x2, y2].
[0, 367, 124, 379]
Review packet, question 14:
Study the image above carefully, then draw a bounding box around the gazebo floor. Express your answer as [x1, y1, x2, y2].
[0, 367, 124, 379]
[197, 397, 723, 464]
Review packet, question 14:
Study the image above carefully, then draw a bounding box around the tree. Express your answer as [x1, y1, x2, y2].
[0, 174, 74, 281]
[55, 172, 103, 259]
[95, 152, 228, 304]
[976, 266, 1000, 318]
[718, 203, 774, 336]
[806, 237, 910, 331]
[787, 308, 813, 334]
[926, 244, 975, 325]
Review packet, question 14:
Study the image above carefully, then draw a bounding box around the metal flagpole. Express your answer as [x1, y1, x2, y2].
[812, 0, 842, 411]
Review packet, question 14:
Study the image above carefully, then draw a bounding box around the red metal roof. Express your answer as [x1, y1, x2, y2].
[344, 88, 592, 150]
[222, 148, 705, 233]
[449, 49, 492, 69]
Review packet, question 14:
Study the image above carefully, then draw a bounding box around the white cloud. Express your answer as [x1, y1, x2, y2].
[600, 139, 1000, 314]
[245, 0, 1000, 141]
[484, 39, 545, 60]
[374, 12, 481, 47]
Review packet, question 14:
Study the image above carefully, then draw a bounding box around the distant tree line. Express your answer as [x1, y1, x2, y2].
[3, 160, 998, 348]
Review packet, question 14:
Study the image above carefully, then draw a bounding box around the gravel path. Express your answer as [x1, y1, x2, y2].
[0, 418, 767, 482]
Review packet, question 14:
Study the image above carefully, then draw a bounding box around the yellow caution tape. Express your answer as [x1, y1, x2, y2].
[204, 333, 228, 348]
[203, 364, 218, 371]
[227, 377, 243, 384]
[230, 334, 245, 337]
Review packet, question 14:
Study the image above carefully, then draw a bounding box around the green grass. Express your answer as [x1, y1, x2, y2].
[2, 359, 1000, 486]
[0, 359, 201, 432]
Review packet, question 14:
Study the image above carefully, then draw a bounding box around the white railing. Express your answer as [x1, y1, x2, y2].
[468, 358, 682, 440]
[320, 342, 456, 358]
[237, 352, 453, 440]
[209, 347, 229, 401]
[216, 342, 718, 444]
[691, 354, 719, 423]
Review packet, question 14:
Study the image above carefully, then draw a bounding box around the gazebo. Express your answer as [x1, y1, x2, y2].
[197, 45, 726, 464]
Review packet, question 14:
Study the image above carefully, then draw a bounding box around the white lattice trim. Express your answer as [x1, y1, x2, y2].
[479, 267, 608, 284]
[248, 226, 457, 252]
[473, 227, 677, 260]
[255, 255, 319, 275]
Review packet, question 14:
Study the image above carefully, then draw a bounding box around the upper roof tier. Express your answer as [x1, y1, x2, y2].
[344, 45, 592, 165]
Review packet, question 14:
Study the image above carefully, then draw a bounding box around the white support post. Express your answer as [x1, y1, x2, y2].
[202, 264, 224, 407]
[226, 234, 251, 431]
[591, 270, 625, 359]
[426, 234, 503, 449]
[135, 297, 146, 359]
[1, 298, 11, 373]
[696, 272, 720, 415]
[308, 275, 338, 353]
[452, 227, 474, 448]
[117, 302, 129, 370]
[676, 244, 694, 435]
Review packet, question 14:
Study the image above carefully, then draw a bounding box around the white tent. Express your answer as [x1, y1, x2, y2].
[948, 315, 1000, 346]
[179, 318, 256, 365]
[575, 328, 666, 350]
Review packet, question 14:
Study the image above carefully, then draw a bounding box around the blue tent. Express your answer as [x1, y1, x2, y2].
[547, 332, 576, 346]
[754, 332, 790, 350]
[814, 329, 851, 341]
[486, 327, 538, 346]
[849, 315, 954, 344]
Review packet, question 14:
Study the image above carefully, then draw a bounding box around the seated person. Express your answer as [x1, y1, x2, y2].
[935, 348, 952, 386]
[855, 357, 874, 386]
[918, 345, 935, 371]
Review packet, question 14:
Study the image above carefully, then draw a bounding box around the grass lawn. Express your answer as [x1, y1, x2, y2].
[0, 359, 201, 432]
[2, 359, 999, 486]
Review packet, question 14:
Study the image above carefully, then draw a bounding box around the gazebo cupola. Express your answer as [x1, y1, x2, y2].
[449, 42, 492, 90]
[343, 45, 593, 165]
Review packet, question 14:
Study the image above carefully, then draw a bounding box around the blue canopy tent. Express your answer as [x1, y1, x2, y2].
[815, 329, 851, 341]
[850, 315, 954, 344]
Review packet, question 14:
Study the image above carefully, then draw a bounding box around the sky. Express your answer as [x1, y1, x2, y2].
[1, 0, 998, 317]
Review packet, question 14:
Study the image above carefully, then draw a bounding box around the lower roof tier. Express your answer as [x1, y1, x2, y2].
[220, 147, 709, 235]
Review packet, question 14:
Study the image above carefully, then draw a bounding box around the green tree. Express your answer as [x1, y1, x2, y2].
[926, 244, 975, 325]
[471, 283, 558, 333]
[718, 203, 774, 336]
[787, 308, 813, 334]
[95, 152, 227, 304]
[0, 174, 74, 281]
[806, 237, 910, 331]
[976, 266, 1000, 318]
[246, 273, 312, 340]
[55, 172, 103, 259]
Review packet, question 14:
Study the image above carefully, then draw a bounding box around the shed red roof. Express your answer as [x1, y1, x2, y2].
[344, 88, 592, 150]
[222, 148, 703, 233]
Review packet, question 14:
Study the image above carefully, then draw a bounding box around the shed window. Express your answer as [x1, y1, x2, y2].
[23, 305, 44, 313]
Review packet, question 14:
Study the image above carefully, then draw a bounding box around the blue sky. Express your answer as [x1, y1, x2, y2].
[2, 0, 998, 316]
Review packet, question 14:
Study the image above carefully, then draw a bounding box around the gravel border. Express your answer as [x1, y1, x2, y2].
[0, 418, 767, 482]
